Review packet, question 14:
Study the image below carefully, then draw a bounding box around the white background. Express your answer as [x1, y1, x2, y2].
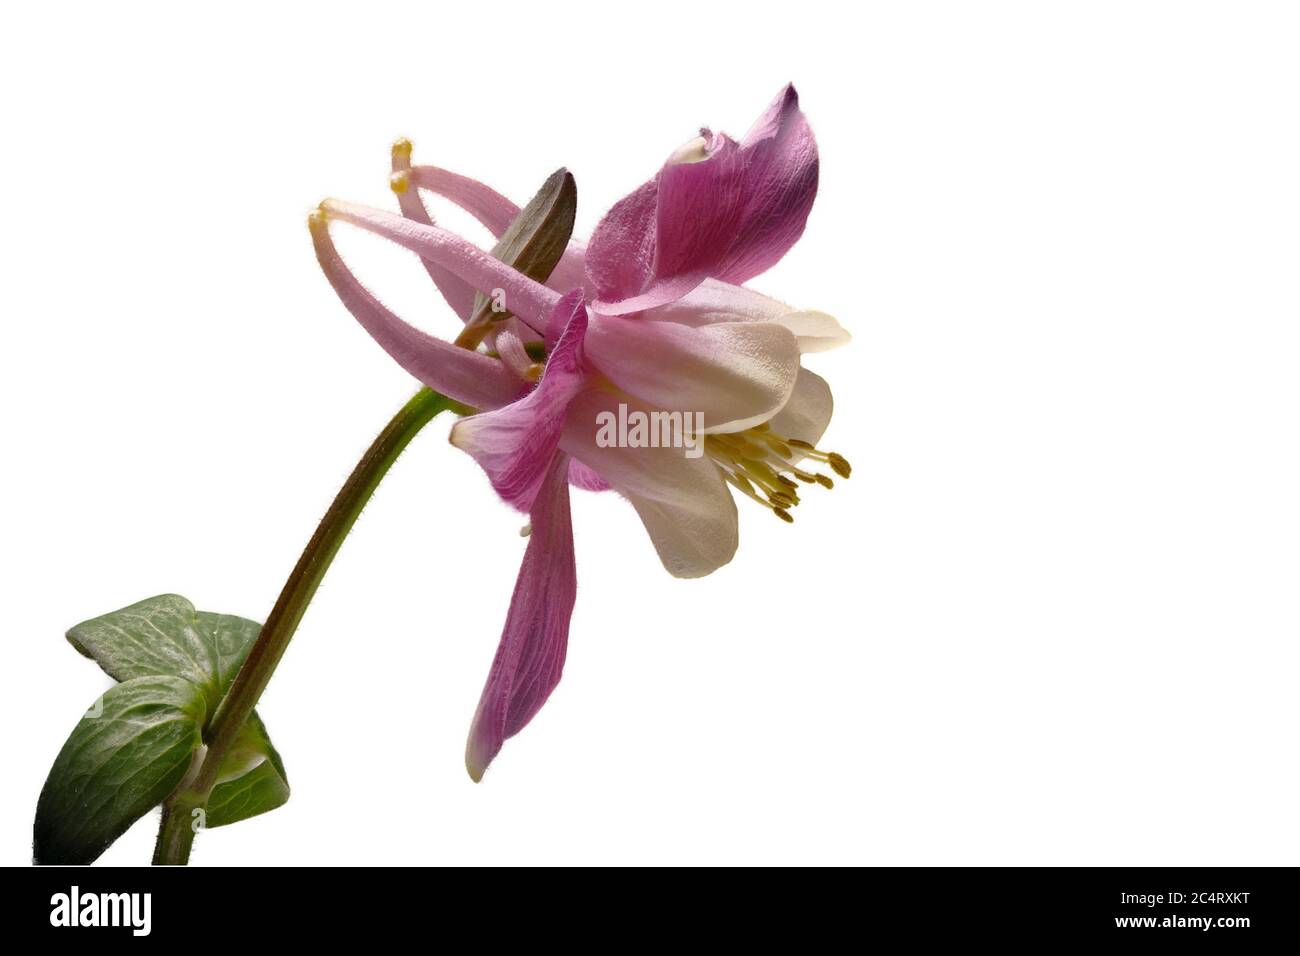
[2, 2, 1297, 866]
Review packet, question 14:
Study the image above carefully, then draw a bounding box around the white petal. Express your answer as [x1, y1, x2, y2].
[560, 388, 739, 577]
[769, 367, 834, 448]
[584, 317, 800, 433]
[652, 279, 849, 354]
[769, 310, 851, 353]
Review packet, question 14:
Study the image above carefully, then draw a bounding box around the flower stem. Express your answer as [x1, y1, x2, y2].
[153, 387, 462, 864]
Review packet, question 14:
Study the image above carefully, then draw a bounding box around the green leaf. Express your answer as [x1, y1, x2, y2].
[58, 594, 291, 835]
[194, 609, 262, 693]
[34, 676, 206, 865]
[205, 711, 290, 827]
[66, 594, 261, 710]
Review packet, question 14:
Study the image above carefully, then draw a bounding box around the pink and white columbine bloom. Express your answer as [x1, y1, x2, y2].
[310, 85, 850, 779]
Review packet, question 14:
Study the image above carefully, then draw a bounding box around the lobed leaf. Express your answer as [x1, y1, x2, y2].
[206, 711, 290, 827]
[34, 676, 206, 864]
[43, 594, 291, 857]
[66, 595, 261, 711]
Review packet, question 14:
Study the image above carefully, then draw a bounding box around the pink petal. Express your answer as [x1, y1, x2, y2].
[586, 133, 747, 313]
[567, 458, 611, 492]
[583, 317, 800, 433]
[584, 180, 663, 311]
[465, 452, 577, 781]
[545, 239, 590, 299]
[391, 152, 479, 320]
[587, 84, 818, 313]
[401, 159, 589, 305]
[320, 200, 563, 335]
[449, 291, 589, 511]
[722, 83, 820, 284]
[649, 132, 748, 285]
[407, 165, 521, 238]
[309, 211, 523, 410]
[648, 277, 791, 323]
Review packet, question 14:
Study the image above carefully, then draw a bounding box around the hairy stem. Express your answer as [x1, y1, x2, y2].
[153, 387, 461, 864]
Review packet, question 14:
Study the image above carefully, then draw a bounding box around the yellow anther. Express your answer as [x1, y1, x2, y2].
[389, 170, 410, 194]
[706, 421, 846, 520]
[392, 137, 413, 160]
[743, 458, 785, 490]
[773, 507, 794, 524]
[523, 362, 544, 383]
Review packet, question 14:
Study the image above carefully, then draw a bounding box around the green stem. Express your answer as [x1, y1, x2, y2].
[153, 387, 460, 864]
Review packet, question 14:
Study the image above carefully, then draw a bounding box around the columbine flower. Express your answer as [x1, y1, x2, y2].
[310, 85, 850, 779]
